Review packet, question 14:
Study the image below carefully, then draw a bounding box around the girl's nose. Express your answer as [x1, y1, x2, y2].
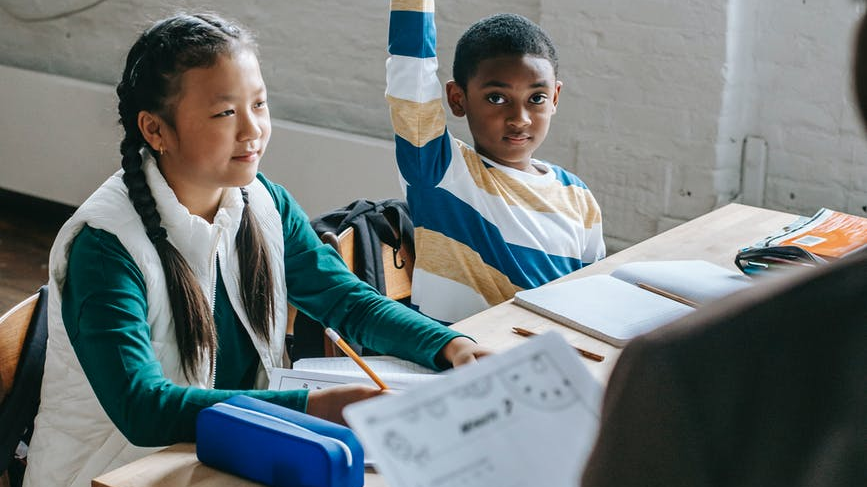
[238, 111, 263, 141]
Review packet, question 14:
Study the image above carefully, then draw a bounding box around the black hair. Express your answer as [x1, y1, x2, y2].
[452, 13, 559, 90]
[855, 13, 867, 125]
[115, 13, 275, 381]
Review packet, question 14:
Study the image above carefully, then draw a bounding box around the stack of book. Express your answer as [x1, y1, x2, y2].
[735, 208, 867, 275]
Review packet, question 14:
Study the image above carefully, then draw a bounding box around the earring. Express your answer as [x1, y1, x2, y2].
[159, 146, 165, 156]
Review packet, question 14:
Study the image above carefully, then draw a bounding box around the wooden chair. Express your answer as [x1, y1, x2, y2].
[0, 287, 48, 487]
[0, 293, 40, 403]
[321, 227, 414, 300]
[320, 227, 414, 356]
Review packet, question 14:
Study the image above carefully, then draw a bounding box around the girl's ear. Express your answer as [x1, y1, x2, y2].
[445, 80, 467, 117]
[137, 110, 166, 154]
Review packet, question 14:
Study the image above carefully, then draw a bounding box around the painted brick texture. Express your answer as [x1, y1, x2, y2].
[0, 0, 865, 248]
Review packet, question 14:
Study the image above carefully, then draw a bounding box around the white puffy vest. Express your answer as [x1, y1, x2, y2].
[24, 153, 288, 487]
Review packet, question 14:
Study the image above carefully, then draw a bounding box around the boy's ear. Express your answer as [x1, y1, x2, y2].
[551, 80, 563, 114]
[445, 80, 467, 117]
[137, 110, 166, 153]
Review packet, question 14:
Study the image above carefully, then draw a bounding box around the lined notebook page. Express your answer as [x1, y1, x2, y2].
[293, 356, 436, 375]
[269, 356, 439, 392]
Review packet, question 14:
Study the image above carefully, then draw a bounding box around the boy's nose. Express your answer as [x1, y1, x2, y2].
[507, 106, 531, 128]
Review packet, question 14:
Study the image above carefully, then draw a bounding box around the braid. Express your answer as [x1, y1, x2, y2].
[119, 133, 216, 381]
[236, 187, 275, 340]
[114, 13, 256, 382]
[120, 145, 165, 244]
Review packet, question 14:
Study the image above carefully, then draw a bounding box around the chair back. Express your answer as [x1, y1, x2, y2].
[289, 199, 416, 361]
[0, 292, 41, 402]
[323, 227, 414, 301]
[0, 286, 49, 486]
[320, 228, 414, 357]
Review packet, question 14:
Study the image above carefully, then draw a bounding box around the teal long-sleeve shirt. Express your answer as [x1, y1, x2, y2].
[63, 174, 463, 447]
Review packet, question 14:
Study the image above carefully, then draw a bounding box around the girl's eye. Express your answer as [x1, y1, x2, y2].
[215, 109, 235, 118]
[254, 100, 268, 109]
[529, 94, 548, 104]
[486, 94, 507, 105]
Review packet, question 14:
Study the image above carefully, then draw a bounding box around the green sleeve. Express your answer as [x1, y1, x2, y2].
[256, 174, 466, 370]
[63, 225, 309, 447]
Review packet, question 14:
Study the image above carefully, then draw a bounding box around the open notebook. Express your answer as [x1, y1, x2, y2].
[269, 356, 440, 392]
[513, 260, 753, 347]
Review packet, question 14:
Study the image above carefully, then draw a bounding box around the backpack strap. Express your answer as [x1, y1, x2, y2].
[380, 200, 415, 263]
[353, 210, 388, 294]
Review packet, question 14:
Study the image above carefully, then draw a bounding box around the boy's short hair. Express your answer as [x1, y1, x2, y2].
[452, 13, 559, 90]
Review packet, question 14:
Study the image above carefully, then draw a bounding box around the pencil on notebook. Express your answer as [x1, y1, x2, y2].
[635, 282, 699, 308]
[511, 327, 604, 362]
[324, 328, 389, 390]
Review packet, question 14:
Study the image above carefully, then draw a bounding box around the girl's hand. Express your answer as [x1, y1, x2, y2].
[440, 336, 493, 368]
[306, 383, 384, 425]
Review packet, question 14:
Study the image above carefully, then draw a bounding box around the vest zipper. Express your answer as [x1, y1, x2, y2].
[207, 227, 223, 389]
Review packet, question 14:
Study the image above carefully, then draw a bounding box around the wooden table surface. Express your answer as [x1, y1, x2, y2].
[451, 202, 796, 383]
[92, 203, 798, 487]
[91, 443, 386, 487]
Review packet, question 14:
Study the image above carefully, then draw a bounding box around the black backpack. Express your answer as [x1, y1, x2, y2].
[289, 199, 414, 361]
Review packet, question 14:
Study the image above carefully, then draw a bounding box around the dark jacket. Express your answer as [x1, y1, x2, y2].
[582, 249, 867, 487]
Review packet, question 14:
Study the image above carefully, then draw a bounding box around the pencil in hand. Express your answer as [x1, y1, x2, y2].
[324, 328, 389, 390]
[511, 327, 605, 362]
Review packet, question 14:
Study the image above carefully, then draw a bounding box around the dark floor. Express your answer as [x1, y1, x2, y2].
[0, 189, 74, 312]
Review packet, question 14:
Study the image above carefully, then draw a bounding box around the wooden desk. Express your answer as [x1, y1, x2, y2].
[451, 202, 797, 382]
[92, 203, 797, 487]
[91, 443, 386, 487]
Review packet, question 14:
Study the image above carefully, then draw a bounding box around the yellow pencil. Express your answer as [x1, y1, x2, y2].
[635, 282, 699, 308]
[511, 327, 605, 362]
[324, 328, 389, 390]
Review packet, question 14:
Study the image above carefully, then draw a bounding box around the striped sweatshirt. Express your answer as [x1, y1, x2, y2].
[387, 0, 606, 324]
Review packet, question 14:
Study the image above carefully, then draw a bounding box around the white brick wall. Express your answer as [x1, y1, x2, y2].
[1, 0, 866, 249]
[746, 1, 867, 220]
[540, 0, 728, 250]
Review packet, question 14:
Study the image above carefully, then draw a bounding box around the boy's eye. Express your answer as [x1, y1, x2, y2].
[529, 93, 548, 104]
[486, 94, 507, 105]
[214, 109, 235, 118]
[254, 100, 267, 109]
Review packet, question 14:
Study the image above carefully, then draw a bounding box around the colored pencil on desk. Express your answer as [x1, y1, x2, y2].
[324, 328, 389, 390]
[635, 282, 699, 308]
[511, 327, 604, 362]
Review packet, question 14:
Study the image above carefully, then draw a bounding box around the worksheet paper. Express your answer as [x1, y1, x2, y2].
[343, 332, 604, 487]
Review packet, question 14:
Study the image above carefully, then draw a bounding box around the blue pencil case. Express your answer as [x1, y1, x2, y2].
[196, 395, 364, 487]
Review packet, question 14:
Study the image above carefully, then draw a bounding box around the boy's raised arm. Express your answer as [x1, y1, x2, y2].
[386, 0, 451, 186]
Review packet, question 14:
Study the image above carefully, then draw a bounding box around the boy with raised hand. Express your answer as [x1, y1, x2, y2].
[386, 0, 605, 324]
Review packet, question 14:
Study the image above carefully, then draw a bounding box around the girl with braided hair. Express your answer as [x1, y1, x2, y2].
[24, 13, 487, 487]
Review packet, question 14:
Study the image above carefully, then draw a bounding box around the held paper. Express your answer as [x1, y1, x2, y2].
[343, 332, 604, 487]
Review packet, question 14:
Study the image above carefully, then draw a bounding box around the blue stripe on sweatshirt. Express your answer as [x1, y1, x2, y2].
[395, 132, 452, 187]
[548, 164, 590, 189]
[389, 11, 436, 58]
[407, 187, 585, 289]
